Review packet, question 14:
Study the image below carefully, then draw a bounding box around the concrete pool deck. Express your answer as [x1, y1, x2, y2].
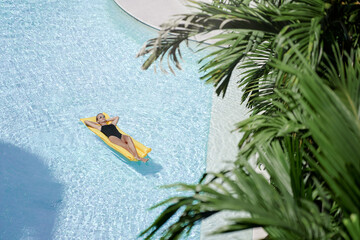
[113, 0, 267, 239]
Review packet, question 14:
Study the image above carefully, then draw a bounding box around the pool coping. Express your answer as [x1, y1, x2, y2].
[113, 0, 161, 31]
[112, 1, 267, 239]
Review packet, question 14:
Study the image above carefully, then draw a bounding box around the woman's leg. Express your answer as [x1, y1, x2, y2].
[122, 135, 148, 162]
[109, 136, 148, 162]
[109, 136, 137, 158]
[123, 136, 139, 157]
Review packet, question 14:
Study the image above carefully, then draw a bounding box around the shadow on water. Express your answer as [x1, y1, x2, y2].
[94, 138, 162, 176]
[111, 150, 162, 176]
[0, 142, 63, 240]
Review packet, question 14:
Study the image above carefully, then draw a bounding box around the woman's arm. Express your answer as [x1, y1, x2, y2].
[106, 116, 119, 125]
[84, 120, 101, 130]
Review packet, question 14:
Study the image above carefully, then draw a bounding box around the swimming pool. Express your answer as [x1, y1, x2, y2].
[0, 0, 213, 239]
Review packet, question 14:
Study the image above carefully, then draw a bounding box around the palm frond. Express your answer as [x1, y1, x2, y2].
[138, 0, 359, 109]
[342, 214, 360, 240]
[137, 1, 360, 239]
[271, 41, 360, 213]
[140, 140, 334, 239]
[137, 0, 282, 97]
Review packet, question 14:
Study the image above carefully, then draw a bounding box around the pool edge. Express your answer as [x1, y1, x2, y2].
[113, 0, 160, 30]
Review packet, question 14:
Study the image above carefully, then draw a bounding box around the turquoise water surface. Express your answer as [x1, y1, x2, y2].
[0, 0, 213, 239]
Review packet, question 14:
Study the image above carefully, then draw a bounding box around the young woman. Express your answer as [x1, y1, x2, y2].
[84, 113, 148, 163]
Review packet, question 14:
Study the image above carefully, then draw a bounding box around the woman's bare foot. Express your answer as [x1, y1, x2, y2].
[136, 157, 149, 163]
[141, 157, 149, 163]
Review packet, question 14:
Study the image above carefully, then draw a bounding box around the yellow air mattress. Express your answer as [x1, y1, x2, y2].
[80, 113, 151, 161]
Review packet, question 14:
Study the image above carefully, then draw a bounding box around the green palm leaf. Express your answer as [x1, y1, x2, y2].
[139, 44, 360, 239]
[136, 1, 360, 239]
[138, 0, 359, 113]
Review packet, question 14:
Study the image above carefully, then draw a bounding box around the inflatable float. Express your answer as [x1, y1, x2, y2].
[80, 113, 151, 161]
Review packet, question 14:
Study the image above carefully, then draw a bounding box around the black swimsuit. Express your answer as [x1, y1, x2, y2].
[101, 124, 122, 139]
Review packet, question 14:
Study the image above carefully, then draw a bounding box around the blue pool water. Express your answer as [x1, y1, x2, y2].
[0, 0, 213, 239]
